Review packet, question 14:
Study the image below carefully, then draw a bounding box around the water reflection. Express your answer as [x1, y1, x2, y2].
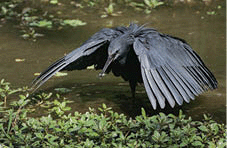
[0, 4, 225, 123]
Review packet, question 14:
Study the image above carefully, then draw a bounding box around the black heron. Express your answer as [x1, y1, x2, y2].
[32, 24, 217, 109]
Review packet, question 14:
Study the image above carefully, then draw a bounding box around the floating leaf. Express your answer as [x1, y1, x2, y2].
[34, 73, 41, 76]
[87, 65, 95, 70]
[21, 34, 30, 39]
[54, 88, 72, 93]
[33, 33, 44, 37]
[207, 11, 216, 15]
[15, 58, 25, 62]
[23, 16, 39, 22]
[50, 0, 58, 5]
[62, 19, 86, 27]
[54, 72, 68, 77]
[101, 14, 108, 18]
[29, 20, 52, 28]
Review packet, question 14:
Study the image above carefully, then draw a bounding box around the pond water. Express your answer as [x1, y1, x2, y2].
[0, 2, 225, 123]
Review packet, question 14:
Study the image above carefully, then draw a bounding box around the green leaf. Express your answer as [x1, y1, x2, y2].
[102, 103, 107, 109]
[7, 109, 13, 134]
[208, 141, 216, 148]
[29, 20, 52, 28]
[54, 88, 72, 93]
[87, 65, 95, 70]
[141, 108, 146, 119]
[192, 141, 203, 146]
[50, 0, 58, 5]
[207, 11, 216, 15]
[152, 130, 160, 141]
[63, 19, 86, 27]
[54, 72, 68, 77]
[23, 16, 39, 22]
[35, 132, 44, 139]
[198, 125, 208, 132]
[107, 3, 113, 14]
[144, 0, 151, 7]
[180, 142, 187, 147]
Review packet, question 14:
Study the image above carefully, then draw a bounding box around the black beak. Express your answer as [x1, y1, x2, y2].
[99, 56, 114, 77]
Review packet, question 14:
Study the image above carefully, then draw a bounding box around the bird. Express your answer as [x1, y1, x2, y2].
[32, 23, 218, 110]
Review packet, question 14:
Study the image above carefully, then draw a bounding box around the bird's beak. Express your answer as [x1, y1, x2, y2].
[99, 56, 114, 77]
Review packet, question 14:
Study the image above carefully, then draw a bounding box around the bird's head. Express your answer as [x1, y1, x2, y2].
[99, 33, 134, 77]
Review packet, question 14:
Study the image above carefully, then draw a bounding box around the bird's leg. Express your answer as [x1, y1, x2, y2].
[127, 80, 137, 108]
[129, 80, 137, 98]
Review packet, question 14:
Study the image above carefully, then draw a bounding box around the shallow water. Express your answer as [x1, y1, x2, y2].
[0, 2, 225, 122]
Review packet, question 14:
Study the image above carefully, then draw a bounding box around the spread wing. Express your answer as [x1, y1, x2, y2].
[133, 30, 217, 109]
[32, 28, 123, 90]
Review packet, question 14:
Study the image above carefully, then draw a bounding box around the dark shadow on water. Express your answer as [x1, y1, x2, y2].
[115, 93, 184, 117]
[38, 80, 226, 123]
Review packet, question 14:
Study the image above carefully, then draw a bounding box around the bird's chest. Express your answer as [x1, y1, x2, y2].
[111, 52, 141, 82]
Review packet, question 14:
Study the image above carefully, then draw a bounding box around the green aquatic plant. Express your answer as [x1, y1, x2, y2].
[29, 20, 53, 28]
[144, 0, 164, 9]
[207, 11, 216, 15]
[129, 0, 164, 13]
[105, 2, 114, 15]
[0, 0, 87, 42]
[61, 19, 87, 27]
[21, 27, 44, 41]
[0, 79, 22, 107]
[101, 2, 122, 18]
[101, 2, 114, 18]
[50, 0, 59, 5]
[0, 1, 21, 19]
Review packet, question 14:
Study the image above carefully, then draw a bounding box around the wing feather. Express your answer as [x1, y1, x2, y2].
[32, 28, 123, 90]
[164, 66, 196, 100]
[150, 69, 175, 108]
[141, 67, 157, 109]
[161, 65, 184, 105]
[163, 65, 191, 103]
[157, 67, 185, 105]
[133, 30, 217, 109]
[145, 69, 165, 109]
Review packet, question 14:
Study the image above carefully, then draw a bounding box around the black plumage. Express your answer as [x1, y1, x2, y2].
[32, 24, 217, 109]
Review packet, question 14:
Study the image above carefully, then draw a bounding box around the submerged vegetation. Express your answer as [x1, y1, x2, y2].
[0, 79, 226, 147]
[129, 0, 164, 14]
[0, 0, 223, 41]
